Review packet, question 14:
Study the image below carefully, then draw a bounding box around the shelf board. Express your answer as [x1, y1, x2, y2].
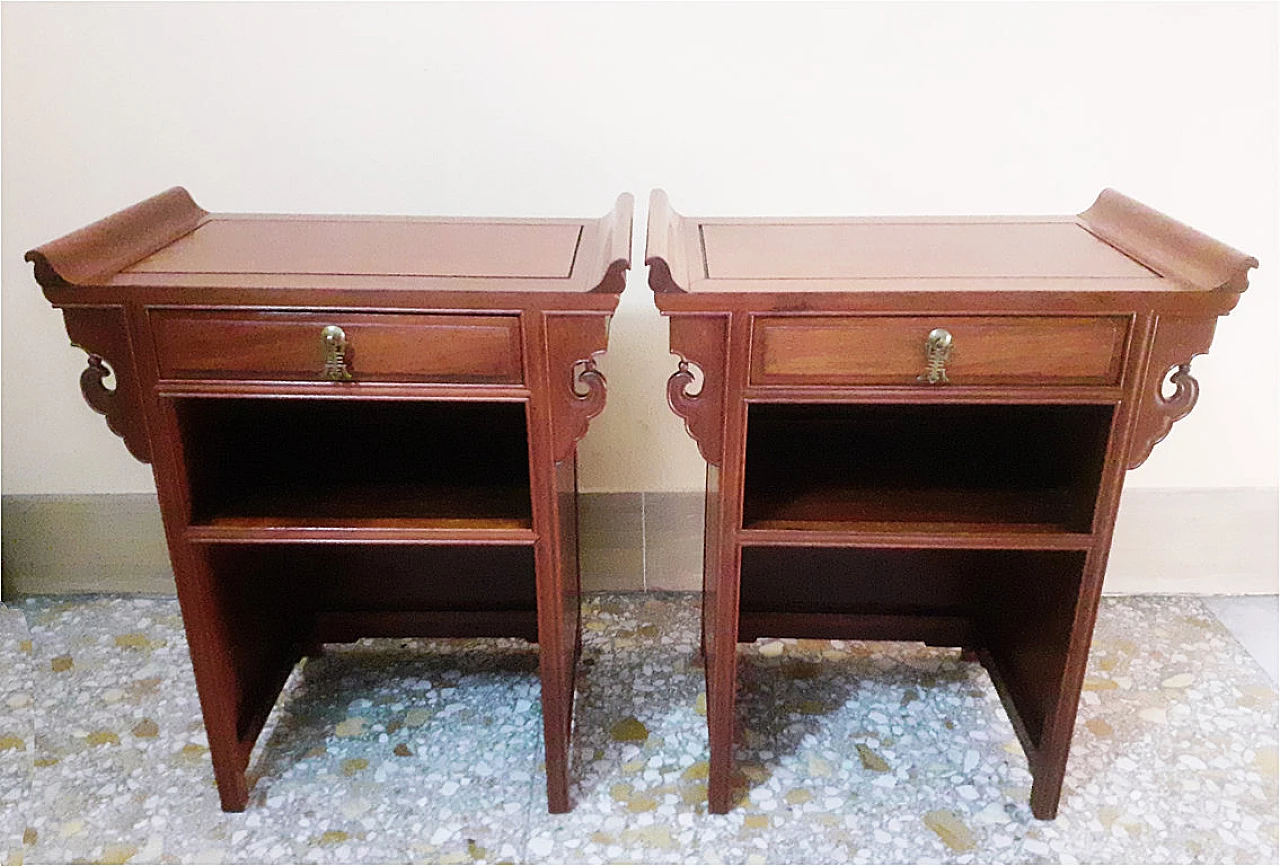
[738, 526, 1092, 550]
[187, 521, 536, 545]
[314, 609, 540, 643]
[737, 610, 975, 645]
[743, 486, 1090, 536]
[187, 483, 534, 543]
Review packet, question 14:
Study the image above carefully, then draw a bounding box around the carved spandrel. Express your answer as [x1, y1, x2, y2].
[545, 314, 612, 463]
[667, 358, 701, 413]
[666, 315, 729, 466]
[572, 357, 606, 402]
[78, 351, 118, 417]
[62, 306, 151, 463]
[1127, 316, 1217, 469]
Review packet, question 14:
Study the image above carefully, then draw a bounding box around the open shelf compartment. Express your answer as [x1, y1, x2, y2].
[743, 402, 1113, 536]
[174, 398, 533, 533]
[738, 545, 1087, 752]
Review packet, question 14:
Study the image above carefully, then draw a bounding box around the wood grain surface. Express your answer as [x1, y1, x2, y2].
[647, 188, 1256, 820]
[28, 189, 632, 814]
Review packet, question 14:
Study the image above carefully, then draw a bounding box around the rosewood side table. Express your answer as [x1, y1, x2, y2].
[27, 188, 633, 812]
[645, 188, 1256, 818]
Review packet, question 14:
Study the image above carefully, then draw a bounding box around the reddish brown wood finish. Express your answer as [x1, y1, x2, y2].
[60, 306, 153, 462]
[751, 315, 1128, 386]
[152, 311, 524, 383]
[646, 188, 1256, 819]
[28, 188, 633, 814]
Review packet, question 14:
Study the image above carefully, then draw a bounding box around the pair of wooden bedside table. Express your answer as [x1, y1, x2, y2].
[27, 188, 1255, 818]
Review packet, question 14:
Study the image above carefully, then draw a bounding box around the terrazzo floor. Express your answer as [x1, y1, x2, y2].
[0, 593, 1275, 865]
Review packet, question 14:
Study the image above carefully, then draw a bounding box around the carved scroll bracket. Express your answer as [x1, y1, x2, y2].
[667, 358, 703, 409]
[62, 307, 151, 463]
[545, 314, 612, 463]
[1160, 362, 1200, 414]
[78, 350, 118, 416]
[569, 357, 608, 432]
[667, 315, 728, 466]
[1127, 316, 1217, 469]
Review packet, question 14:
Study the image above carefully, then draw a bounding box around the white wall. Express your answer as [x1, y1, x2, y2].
[3, 2, 1276, 495]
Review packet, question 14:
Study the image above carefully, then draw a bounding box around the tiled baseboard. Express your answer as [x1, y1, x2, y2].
[2, 494, 174, 597]
[3, 488, 1276, 598]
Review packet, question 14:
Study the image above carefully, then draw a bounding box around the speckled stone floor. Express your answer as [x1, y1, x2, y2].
[0, 593, 1275, 864]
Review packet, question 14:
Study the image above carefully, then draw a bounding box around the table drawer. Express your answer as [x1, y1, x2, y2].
[752, 316, 1128, 386]
[152, 311, 523, 383]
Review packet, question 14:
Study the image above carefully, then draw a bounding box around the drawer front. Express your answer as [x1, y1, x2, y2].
[752, 316, 1128, 386]
[152, 311, 523, 383]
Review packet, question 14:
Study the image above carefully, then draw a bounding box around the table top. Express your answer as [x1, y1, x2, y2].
[646, 189, 1256, 309]
[28, 188, 632, 296]
[129, 216, 584, 280]
[699, 219, 1155, 282]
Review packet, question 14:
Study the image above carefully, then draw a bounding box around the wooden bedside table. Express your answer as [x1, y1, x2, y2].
[645, 188, 1256, 818]
[27, 187, 633, 813]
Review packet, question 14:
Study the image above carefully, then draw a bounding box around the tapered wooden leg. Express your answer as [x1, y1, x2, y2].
[1030, 767, 1066, 820]
[1026, 549, 1112, 821]
[170, 547, 253, 813]
[668, 313, 743, 813]
[213, 763, 250, 812]
[535, 517, 573, 813]
[525, 312, 612, 814]
[706, 660, 737, 808]
[535, 458, 583, 814]
[706, 541, 741, 815]
[542, 681, 572, 813]
[698, 603, 708, 665]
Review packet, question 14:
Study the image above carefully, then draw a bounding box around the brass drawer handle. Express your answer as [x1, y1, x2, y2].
[321, 325, 353, 381]
[918, 328, 952, 384]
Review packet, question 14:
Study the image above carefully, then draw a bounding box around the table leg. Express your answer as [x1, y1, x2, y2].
[705, 530, 741, 814]
[535, 458, 583, 814]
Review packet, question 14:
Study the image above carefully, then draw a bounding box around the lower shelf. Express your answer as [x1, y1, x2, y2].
[736, 545, 1088, 749]
[315, 609, 540, 643]
[738, 610, 975, 645]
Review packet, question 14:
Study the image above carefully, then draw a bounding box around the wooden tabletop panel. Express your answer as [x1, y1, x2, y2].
[700, 220, 1158, 281]
[127, 217, 583, 280]
[648, 188, 1257, 303]
[28, 187, 632, 297]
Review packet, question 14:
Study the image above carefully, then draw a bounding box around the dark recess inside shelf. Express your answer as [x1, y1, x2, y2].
[738, 545, 1087, 744]
[175, 398, 532, 527]
[207, 543, 538, 613]
[743, 403, 1113, 533]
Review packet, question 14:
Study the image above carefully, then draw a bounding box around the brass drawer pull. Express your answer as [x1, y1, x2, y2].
[321, 325, 353, 381]
[918, 328, 952, 384]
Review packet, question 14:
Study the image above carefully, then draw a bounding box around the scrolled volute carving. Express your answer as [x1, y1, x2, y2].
[549, 355, 609, 463]
[74, 348, 150, 462]
[664, 315, 728, 465]
[1158, 362, 1200, 417]
[1127, 315, 1216, 470]
[78, 351, 119, 420]
[572, 358, 607, 413]
[666, 358, 703, 420]
[545, 314, 612, 463]
[61, 307, 151, 464]
[1128, 359, 1202, 470]
[666, 354, 726, 465]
